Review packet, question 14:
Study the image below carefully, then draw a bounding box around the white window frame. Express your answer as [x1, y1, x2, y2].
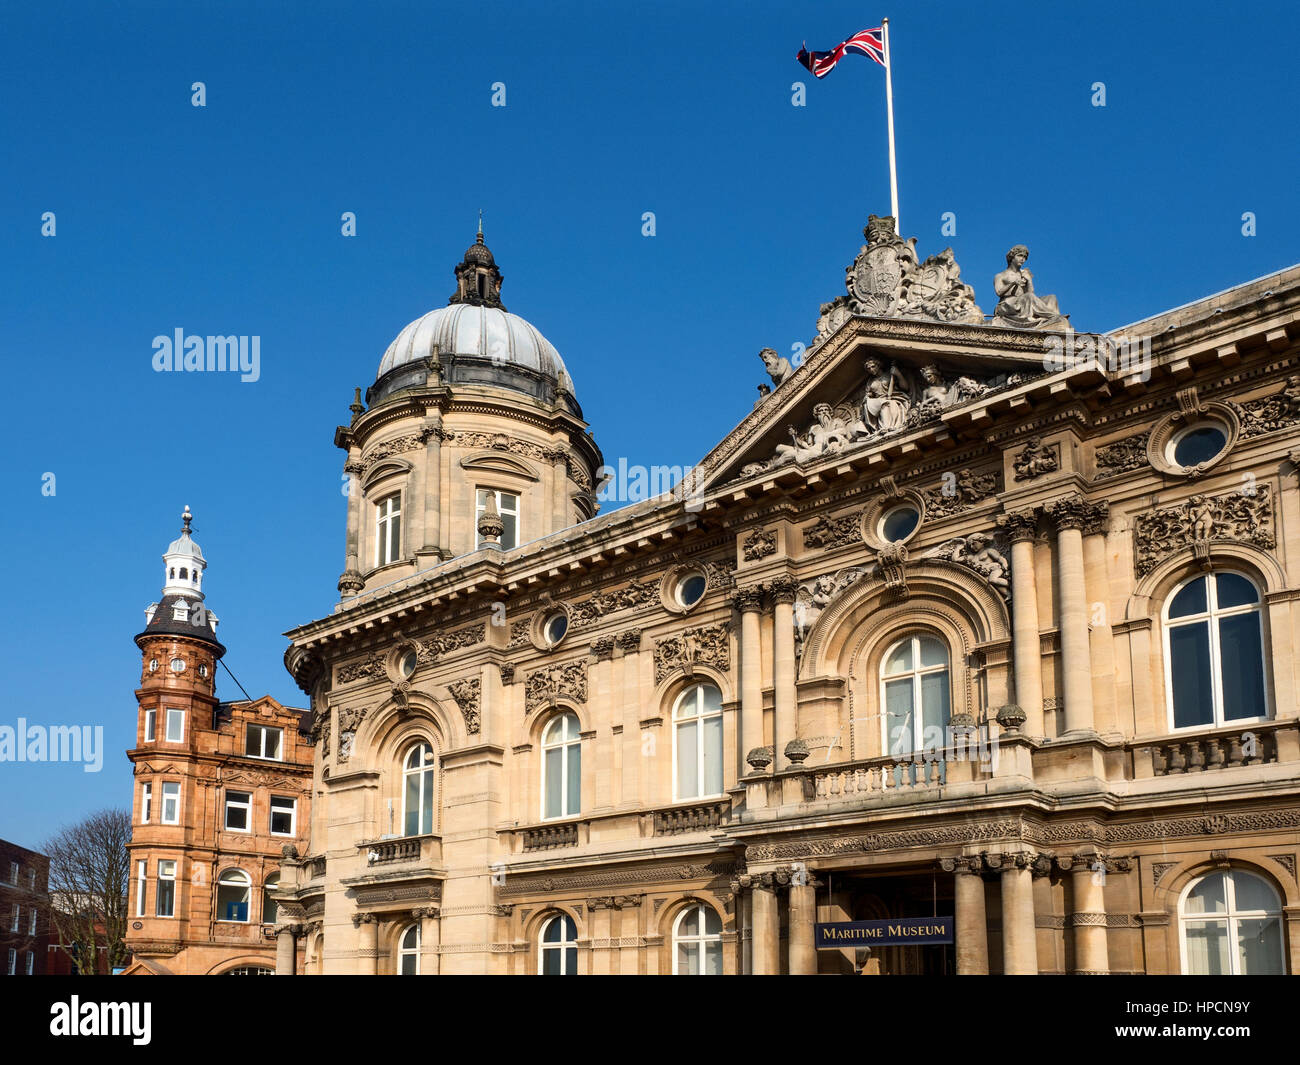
[671, 902, 724, 975]
[6, 861, 15, 884]
[1178, 870, 1286, 975]
[160, 781, 181, 825]
[25, 869, 34, 891]
[141, 782, 152, 824]
[398, 923, 421, 975]
[155, 860, 176, 918]
[672, 683, 725, 802]
[224, 790, 252, 833]
[245, 724, 283, 760]
[402, 743, 436, 837]
[269, 796, 296, 837]
[9, 904, 18, 933]
[28, 909, 36, 936]
[135, 860, 147, 918]
[164, 707, 185, 743]
[1162, 572, 1271, 732]
[262, 874, 279, 925]
[476, 488, 520, 550]
[144, 708, 156, 743]
[24, 951, 32, 975]
[540, 712, 581, 821]
[537, 913, 578, 975]
[879, 634, 951, 758]
[215, 868, 252, 924]
[374, 493, 402, 567]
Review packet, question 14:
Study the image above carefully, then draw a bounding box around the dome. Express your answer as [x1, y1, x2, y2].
[377, 303, 574, 395]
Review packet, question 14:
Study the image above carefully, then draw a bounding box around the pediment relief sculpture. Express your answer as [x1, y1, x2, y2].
[1133, 486, 1275, 576]
[926, 533, 1011, 600]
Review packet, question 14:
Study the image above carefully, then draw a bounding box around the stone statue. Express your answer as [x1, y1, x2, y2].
[860, 358, 913, 433]
[772, 403, 854, 466]
[992, 245, 1069, 330]
[929, 533, 1010, 598]
[1188, 495, 1216, 540]
[1013, 437, 1058, 480]
[760, 347, 793, 388]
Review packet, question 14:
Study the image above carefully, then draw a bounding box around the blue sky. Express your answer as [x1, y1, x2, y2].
[1, 0, 1296, 846]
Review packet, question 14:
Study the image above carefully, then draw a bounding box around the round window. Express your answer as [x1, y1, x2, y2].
[198, 664, 209, 679]
[400, 650, 418, 678]
[148, 658, 159, 673]
[1171, 424, 1228, 468]
[544, 612, 568, 646]
[676, 573, 707, 608]
[169, 657, 186, 674]
[879, 504, 920, 544]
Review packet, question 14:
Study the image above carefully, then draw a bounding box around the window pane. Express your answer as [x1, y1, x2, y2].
[264, 729, 281, 759]
[402, 926, 418, 949]
[703, 907, 722, 935]
[917, 637, 946, 669]
[564, 947, 577, 974]
[677, 721, 699, 797]
[545, 747, 563, 819]
[400, 952, 417, 976]
[679, 907, 699, 936]
[420, 770, 433, 833]
[1173, 426, 1226, 467]
[1169, 622, 1214, 728]
[542, 948, 561, 976]
[501, 512, 518, 551]
[566, 743, 581, 815]
[704, 941, 723, 975]
[1169, 577, 1207, 618]
[678, 943, 699, 975]
[156, 880, 174, 918]
[883, 641, 913, 675]
[1218, 613, 1266, 720]
[920, 671, 951, 734]
[1185, 872, 1227, 914]
[701, 684, 722, 713]
[404, 773, 420, 836]
[703, 714, 723, 795]
[1184, 920, 1229, 974]
[1235, 918, 1284, 975]
[1231, 873, 1277, 913]
[884, 678, 914, 755]
[1215, 572, 1258, 609]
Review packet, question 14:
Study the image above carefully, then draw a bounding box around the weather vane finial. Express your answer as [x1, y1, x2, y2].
[477, 208, 483, 242]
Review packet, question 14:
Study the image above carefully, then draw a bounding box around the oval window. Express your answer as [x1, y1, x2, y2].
[400, 650, 418, 678]
[676, 573, 707, 608]
[1171, 424, 1227, 468]
[879, 504, 920, 543]
[169, 657, 186, 674]
[544, 612, 568, 646]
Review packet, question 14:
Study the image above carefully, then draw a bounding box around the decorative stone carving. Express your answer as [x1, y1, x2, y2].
[927, 533, 1010, 599]
[876, 542, 908, 597]
[784, 739, 809, 764]
[996, 508, 1040, 543]
[991, 245, 1069, 330]
[447, 677, 481, 734]
[795, 567, 869, 645]
[566, 579, 659, 627]
[768, 576, 799, 605]
[760, 347, 793, 388]
[921, 468, 1001, 519]
[814, 216, 982, 343]
[746, 746, 774, 770]
[338, 625, 485, 684]
[336, 706, 367, 763]
[499, 662, 515, 683]
[1095, 433, 1150, 477]
[1234, 375, 1300, 437]
[803, 509, 863, 550]
[616, 628, 642, 652]
[360, 433, 423, 474]
[524, 660, 588, 713]
[742, 530, 776, 561]
[1133, 486, 1275, 575]
[733, 585, 765, 613]
[438, 428, 554, 465]
[996, 704, 1027, 732]
[1013, 437, 1059, 480]
[590, 636, 615, 660]
[310, 709, 332, 757]
[653, 622, 731, 684]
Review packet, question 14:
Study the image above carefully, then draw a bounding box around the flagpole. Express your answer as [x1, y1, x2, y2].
[881, 17, 900, 231]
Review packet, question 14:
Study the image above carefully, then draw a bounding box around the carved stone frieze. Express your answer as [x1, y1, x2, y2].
[336, 706, 368, 763]
[524, 660, 588, 713]
[1095, 433, 1150, 477]
[794, 566, 869, 649]
[653, 622, 731, 685]
[1012, 437, 1059, 481]
[742, 530, 776, 561]
[1133, 486, 1274, 575]
[361, 433, 423, 474]
[447, 677, 481, 735]
[921, 468, 1001, 519]
[1233, 375, 1300, 438]
[803, 510, 863, 550]
[925, 532, 1010, 600]
[590, 636, 615, 660]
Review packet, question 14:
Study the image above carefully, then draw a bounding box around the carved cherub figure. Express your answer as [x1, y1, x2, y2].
[954, 533, 1010, 594]
[1188, 495, 1216, 540]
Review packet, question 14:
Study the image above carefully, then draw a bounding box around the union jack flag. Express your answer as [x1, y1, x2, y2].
[797, 28, 885, 79]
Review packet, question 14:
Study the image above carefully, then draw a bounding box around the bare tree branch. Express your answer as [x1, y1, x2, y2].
[43, 809, 131, 975]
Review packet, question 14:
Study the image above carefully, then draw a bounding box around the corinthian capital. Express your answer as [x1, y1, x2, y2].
[1045, 495, 1090, 531]
[768, 576, 799, 605]
[733, 585, 765, 613]
[996, 507, 1040, 543]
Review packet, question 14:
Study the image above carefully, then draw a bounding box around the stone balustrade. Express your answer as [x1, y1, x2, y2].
[521, 822, 579, 851]
[1132, 721, 1294, 778]
[652, 799, 731, 837]
[356, 834, 441, 867]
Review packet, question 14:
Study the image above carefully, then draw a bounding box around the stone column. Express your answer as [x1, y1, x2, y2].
[418, 415, 443, 559]
[994, 852, 1038, 975]
[752, 874, 781, 975]
[1068, 856, 1111, 975]
[1080, 504, 1117, 734]
[732, 876, 753, 975]
[736, 587, 766, 773]
[788, 875, 819, 975]
[339, 451, 364, 598]
[1047, 497, 1096, 735]
[274, 923, 298, 976]
[944, 857, 989, 975]
[550, 447, 569, 532]
[352, 913, 378, 975]
[770, 577, 799, 771]
[999, 509, 1043, 736]
[415, 906, 440, 975]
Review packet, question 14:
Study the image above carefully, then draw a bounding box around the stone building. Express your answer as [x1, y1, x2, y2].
[277, 220, 1300, 975]
[122, 510, 313, 975]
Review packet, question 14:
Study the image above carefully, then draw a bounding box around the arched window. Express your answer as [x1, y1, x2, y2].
[673, 684, 723, 800]
[881, 635, 950, 757]
[216, 868, 251, 923]
[672, 903, 723, 975]
[541, 713, 581, 820]
[539, 913, 577, 975]
[1180, 869, 1285, 975]
[1164, 572, 1268, 729]
[262, 874, 279, 924]
[398, 924, 420, 975]
[403, 742, 436, 836]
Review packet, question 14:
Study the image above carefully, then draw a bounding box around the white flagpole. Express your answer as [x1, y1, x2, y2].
[881, 17, 900, 230]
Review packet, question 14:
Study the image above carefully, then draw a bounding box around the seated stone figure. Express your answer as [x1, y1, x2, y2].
[992, 245, 1069, 330]
[772, 403, 854, 466]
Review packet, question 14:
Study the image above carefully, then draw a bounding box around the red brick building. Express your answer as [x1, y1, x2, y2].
[0, 840, 49, 976]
